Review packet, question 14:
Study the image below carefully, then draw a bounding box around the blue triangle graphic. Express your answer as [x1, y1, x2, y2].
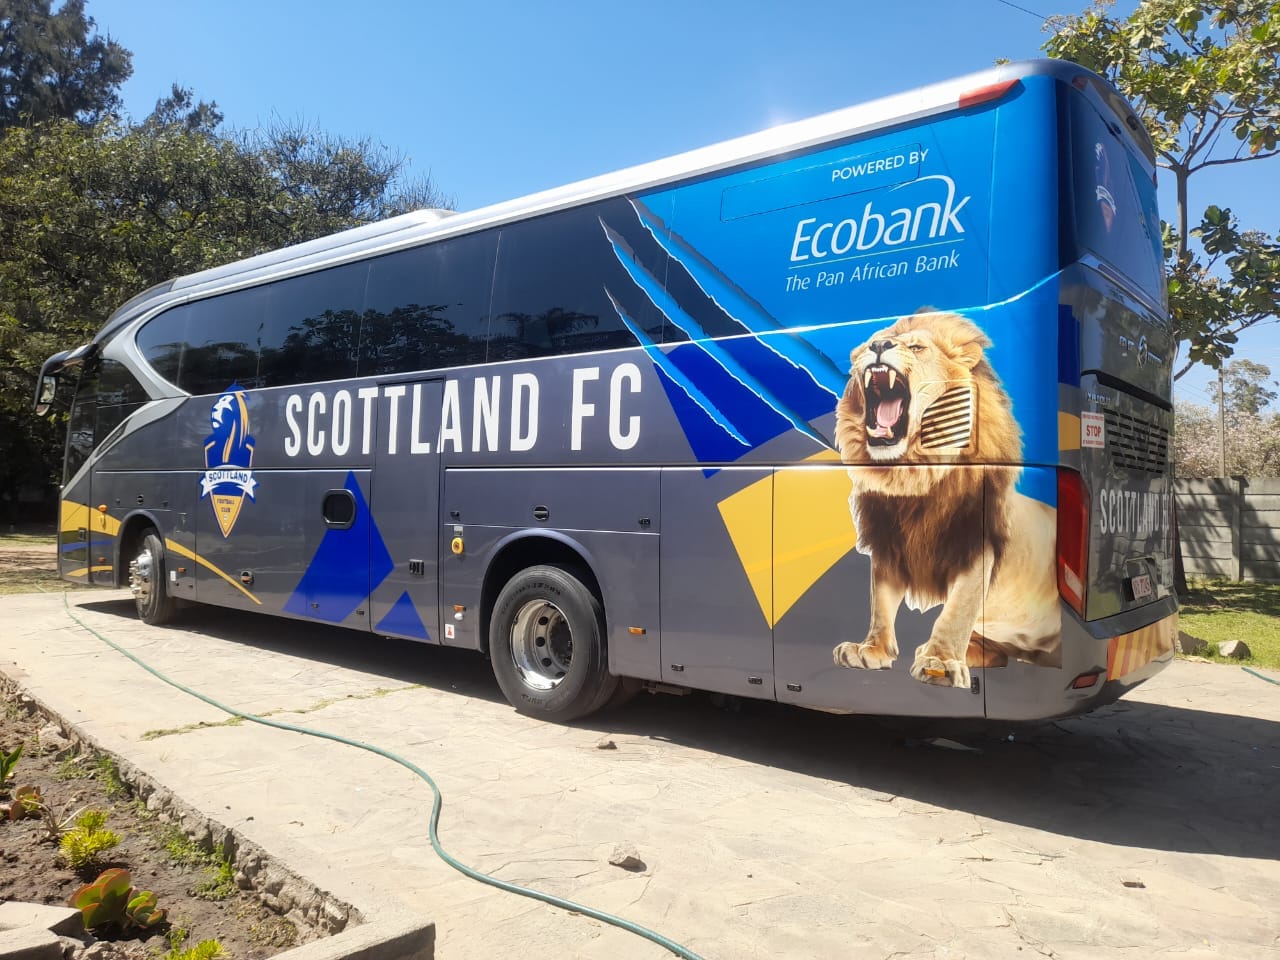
[375, 590, 430, 641]
[285, 472, 394, 623]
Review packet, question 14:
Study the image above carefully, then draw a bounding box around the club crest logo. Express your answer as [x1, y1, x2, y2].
[201, 385, 257, 538]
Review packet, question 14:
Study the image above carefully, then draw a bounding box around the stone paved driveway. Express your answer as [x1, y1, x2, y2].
[1, 591, 1277, 959]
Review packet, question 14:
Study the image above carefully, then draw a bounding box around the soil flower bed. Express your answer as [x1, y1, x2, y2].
[0, 688, 319, 960]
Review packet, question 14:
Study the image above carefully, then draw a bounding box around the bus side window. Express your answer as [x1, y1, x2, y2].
[360, 235, 495, 376]
[488, 200, 658, 361]
[180, 288, 268, 396]
[260, 262, 367, 387]
[136, 305, 190, 387]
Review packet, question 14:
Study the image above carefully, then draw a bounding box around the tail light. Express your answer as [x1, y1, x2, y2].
[1057, 468, 1089, 618]
[958, 79, 1019, 109]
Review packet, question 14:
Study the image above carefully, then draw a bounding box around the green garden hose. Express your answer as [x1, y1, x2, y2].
[62, 594, 705, 960]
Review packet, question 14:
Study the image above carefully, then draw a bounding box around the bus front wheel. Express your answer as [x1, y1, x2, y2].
[489, 564, 618, 722]
[129, 530, 178, 626]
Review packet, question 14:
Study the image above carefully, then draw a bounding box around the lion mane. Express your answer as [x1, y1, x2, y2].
[831, 309, 1061, 688]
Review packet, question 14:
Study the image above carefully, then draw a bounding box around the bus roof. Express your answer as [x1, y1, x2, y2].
[94, 58, 1137, 346]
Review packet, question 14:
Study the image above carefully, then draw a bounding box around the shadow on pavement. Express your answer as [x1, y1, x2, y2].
[77, 597, 1280, 862]
[76, 597, 507, 705]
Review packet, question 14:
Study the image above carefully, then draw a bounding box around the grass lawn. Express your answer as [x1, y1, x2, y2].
[1178, 578, 1280, 671]
[0, 568, 68, 595]
[0, 531, 54, 546]
[0, 528, 84, 596]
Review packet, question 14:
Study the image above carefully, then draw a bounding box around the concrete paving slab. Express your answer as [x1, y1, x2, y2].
[2, 590, 1279, 960]
[0, 904, 82, 938]
[0, 927, 62, 960]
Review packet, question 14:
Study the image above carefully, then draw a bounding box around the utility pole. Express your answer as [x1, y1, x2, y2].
[1218, 365, 1227, 476]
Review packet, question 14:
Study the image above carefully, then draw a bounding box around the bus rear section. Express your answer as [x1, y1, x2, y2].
[985, 72, 1178, 721]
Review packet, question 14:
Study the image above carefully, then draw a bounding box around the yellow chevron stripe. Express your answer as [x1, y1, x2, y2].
[61, 500, 259, 607]
[60, 499, 121, 537]
[164, 538, 262, 606]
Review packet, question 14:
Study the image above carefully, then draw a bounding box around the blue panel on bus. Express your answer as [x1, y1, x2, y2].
[374, 590, 430, 641]
[285, 472, 394, 623]
[664, 340, 799, 444]
[651, 364, 751, 464]
[643, 113, 995, 330]
[716, 334, 839, 423]
[612, 81, 1062, 494]
[719, 143, 923, 221]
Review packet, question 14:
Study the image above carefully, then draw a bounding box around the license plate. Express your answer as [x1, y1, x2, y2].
[1130, 573, 1154, 602]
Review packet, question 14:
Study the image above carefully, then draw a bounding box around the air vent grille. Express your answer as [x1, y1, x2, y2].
[1103, 408, 1169, 474]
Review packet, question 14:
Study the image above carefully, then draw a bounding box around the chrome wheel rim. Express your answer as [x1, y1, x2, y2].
[129, 546, 154, 605]
[509, 599, 572, 690]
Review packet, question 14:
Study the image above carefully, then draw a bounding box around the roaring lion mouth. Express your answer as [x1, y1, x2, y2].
[862, 363, 910, 446]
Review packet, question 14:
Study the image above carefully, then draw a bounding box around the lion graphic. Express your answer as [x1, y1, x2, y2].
[831, 309, 1061, 689]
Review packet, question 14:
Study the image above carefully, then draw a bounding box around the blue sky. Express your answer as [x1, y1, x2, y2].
[86, 0, 1279, 409]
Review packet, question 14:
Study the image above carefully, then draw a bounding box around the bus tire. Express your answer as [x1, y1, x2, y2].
[129, 530, 178, 626]
[489, 564, 618, 722]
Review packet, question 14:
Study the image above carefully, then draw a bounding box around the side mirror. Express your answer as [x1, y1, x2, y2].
[34, 374, 58, 417]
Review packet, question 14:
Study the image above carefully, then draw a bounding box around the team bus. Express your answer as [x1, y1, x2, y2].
[35, 59, 1177, 723]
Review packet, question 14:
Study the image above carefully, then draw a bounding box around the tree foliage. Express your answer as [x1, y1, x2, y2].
[0, 111, 450, 500]
[1044, 0, 1280, 378]
[0, 0, 131, 129]
[1220, 357, 1279, 414]
[0, 2, 451, 513]
[1175, 402, 1280, 475]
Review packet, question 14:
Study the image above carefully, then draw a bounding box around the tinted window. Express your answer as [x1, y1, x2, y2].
[260, 262, 367, 386]
[63, 358, 146, 481]
[96, 399, 144, 445]
[180, 287, 269, 395]
[488, 202, 651, 361]
[97, 357, 147, 445]
[64, 363, 98, 483]
[99, 358, 149, 407]
[136, 306, 188, 385]
[359, 233, 496, 376]
[1069, 91, 1164, 303]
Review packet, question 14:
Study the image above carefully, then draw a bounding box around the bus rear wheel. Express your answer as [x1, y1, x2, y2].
[129, 530, 178, 626]
[489, 564, 618, 722]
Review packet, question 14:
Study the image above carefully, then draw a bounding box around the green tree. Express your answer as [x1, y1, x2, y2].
[1220, 357, 1278, 414]
[0, 0, 131, 129]
[1044, 0, 1280, 379]
[0, 110, 449, 511]
[1174, 400, 1280, 475]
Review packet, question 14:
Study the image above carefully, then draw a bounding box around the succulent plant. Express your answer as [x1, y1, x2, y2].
[69, 868, 167, 932]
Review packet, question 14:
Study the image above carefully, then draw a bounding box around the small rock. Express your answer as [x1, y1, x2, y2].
[596, 737, 617, 750]
[1122, 879, 1146, 889]
[1218, 640, 1251, 659]
[1176, 631, 1207, 655]
[607, 844, 646, 872]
